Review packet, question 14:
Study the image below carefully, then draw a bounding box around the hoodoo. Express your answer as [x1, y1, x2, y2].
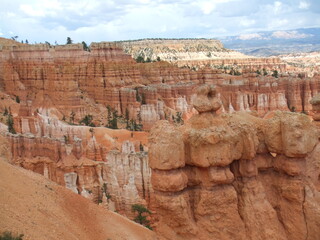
[149, 84, 320, 240]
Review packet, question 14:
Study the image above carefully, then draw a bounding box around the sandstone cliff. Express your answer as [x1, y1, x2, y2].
[149, 84, 320, 240]
[1, 39, 319, 131]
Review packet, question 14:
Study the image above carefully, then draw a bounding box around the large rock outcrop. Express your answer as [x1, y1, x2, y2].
[149, 84, 320, 240]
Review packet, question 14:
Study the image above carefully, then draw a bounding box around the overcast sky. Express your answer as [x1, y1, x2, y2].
[0, 0, 319, 44]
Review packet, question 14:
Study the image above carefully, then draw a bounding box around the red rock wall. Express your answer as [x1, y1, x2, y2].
[1, 44, 319, 129]
[148, 87, 320, 240]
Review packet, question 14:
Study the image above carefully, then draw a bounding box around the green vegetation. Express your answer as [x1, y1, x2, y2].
[63, 135, 69, 144]
[126, 119, 143, 131]
[134, 88, 146, 104]
[79, 114, 95, 127]
[135, 56, 145, 63]
[272, 70, 279, 78]
[106, 106, 118, 129]
[139, 143, 144, 152]
[131, 204, 152, 230]
[263, 68, 268, 76]
[15, 96, 20, 103]
[141, 92, 146, 104]
[66, 37, 73, 44]
[174, 112, 184, 125]
[3, 107, 8, 116]
[82, 41, 90, 51]
[7, 114, 16, 134]
[69, 111, 75, 124]
[0, 231, 24, 240]
[229, 68, 241, 76]
[102, 183, 111, 200]
[135, 56, 156, 63]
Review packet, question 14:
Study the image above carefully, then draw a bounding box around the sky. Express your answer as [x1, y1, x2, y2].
[0, 0, 319, 44]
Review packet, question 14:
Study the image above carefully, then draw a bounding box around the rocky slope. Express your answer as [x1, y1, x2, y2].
[149, 85, 320, 240]
[278, 52, 320, 76]
[117, 39, 287, 72]
[0, 151, 157, 240]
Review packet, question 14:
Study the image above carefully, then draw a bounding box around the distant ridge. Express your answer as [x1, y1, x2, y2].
[220, 27, 320, 56]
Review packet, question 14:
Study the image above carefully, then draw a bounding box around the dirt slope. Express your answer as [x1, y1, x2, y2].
[0, 158, 157, 240]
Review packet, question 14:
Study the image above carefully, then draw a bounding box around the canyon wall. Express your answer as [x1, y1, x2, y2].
[8, 106, 151, 217]
[1, 42, 319, 131]
[149, 85, 320, 240]
[1, 38, 320, 238]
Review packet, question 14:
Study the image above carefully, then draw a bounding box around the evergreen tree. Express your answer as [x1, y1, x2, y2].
[135, 56, 145, 63]
[272, 70, 279, 78]
[70, 111, 75, 124]
[132, 204, 152, 230]
[82, 41, 90, 51]
[141, 92, 146, 104]
[3, 107, 8, 116]
[7, 114, 16, 134]
[79, 114, 94, 126]
[66, 37, 73, 44]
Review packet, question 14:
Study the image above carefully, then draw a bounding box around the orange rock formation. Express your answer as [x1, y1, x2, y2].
[149, 84, 320, 240]
[0, 155, 157, 240]
[1, 40, 319, 131]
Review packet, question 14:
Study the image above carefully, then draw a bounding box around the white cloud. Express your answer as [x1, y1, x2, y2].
[20, 4, 45, 17]
[239, 19, 255, 27]
[299, 1, 310, 9]
[199, 1, 216, 15]
[271, 30, 311, 39]
[273, 1, 283, 14]
[0, 0, 318, 43]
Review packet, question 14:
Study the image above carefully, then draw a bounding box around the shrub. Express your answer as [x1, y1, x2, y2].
[135, 56, 145, 63]
[174, 112, 184, 125]
[0, 231, 24, 240]
[15, 96, 20, 103]
[3, 107, 8, 116]
[106, 106, 118, 129]
[79, 114, 94, 126]
[7, 114, 16, 134]
[132, 204, 152, 230]
[69, 111, 75, 124]
[263, 68, 268, 76]
[272, 70, 279, 78]
[126, 119, 142, 131]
